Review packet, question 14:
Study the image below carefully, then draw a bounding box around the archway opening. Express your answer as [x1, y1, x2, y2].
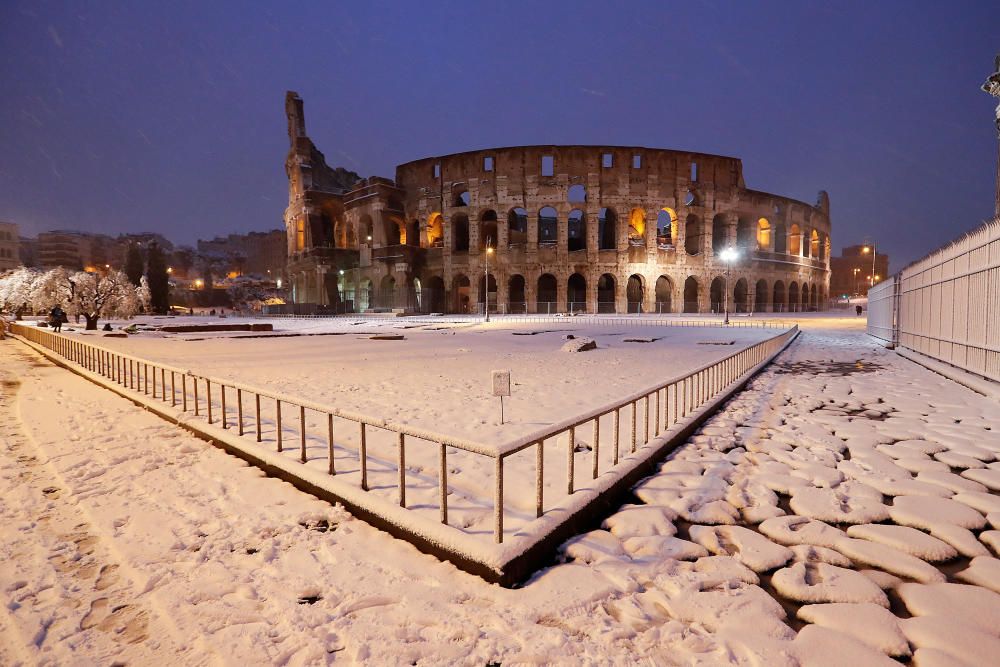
[628, 209, 645, 246]
[736, 217, 753, 249]
[685, 214, 701, 255]
[655, 275, 673, 314]
[597, 273, 616, 313]
[683, 277, 699, 313]
[452, 214, 470, 252]
[537, 273, 557, 313]
[754, 279, 768, 313]
[657, 208, 678, 248]
[480, 210, 498, 251]
[538, 207, 557, 246]
[453, 188, 470, 207]
[712, 214, 728, 254]
[568, 209, 586, 252]
[710, 277, 724, 313]
[772, 280, 786, 313]
[568, 184, 586, 203]
[507, 208, 527, 247]
[427, 276, 445, 313]
[427, 213, 444, 248]
[567, 273, 587, 312]
[478, 273, 497, 311]
[788, 282, 799, 312]
[379, 275, 396, 309]
[508, 275, 526, 314]
[757, 218, 771, 251]
[789, 224, 802, 256]
[598, 208, 617, 250]
[734, 278, 749, 313]
[810, 229, 820, 258]
[626, 274, 644, 313]
[453, 274, 471, 313]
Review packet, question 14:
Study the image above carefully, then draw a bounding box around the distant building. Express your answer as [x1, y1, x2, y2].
[18, 235, 37, 268]
[36, 230, 118, 270]
[830, 244, 889, 298]
[0, 221, 20, 271]
[197, 230, 286, 278]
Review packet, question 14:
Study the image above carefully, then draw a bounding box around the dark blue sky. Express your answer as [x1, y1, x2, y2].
[2, 1, 998, 270]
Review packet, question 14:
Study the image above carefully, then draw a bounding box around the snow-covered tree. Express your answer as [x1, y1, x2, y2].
[0, 267, 41, 318]
[227, 279, 270, 312]
[28, 268, 148, 330]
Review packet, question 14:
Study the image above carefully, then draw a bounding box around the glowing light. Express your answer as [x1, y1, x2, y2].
[862, 246, 871, 254]
[194, 279, 204, 288]
[167, 267, 173, 274]
[720, 247, 739, 263]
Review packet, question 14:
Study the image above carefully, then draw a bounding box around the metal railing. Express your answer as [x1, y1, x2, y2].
[11, 320, 796, 544]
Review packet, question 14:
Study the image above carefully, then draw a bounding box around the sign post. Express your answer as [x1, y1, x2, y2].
[491, 370, 511, 424]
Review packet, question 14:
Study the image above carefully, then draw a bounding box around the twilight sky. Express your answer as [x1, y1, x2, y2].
[2, 1, 998, 271]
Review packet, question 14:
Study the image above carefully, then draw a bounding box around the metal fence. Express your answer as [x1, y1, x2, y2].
[11, 321, 797, 544]
[866, 277, 898, 346]
[868, 216, 1000, 381]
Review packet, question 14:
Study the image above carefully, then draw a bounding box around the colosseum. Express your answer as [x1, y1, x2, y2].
[283, 92, 831, 315]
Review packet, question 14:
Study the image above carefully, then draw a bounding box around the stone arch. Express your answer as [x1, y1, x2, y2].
[538, 207, 558, 246]
[478, 273, 497, 308]
[655, 275, 673, 314]
[685, 190, 700, 207]
[384, 215, 405, 246]
[734, 278, 749, 313]
[685, 214, 702, 255]
[359, 279, 373, 311]
[789, 224, 802, 256]
[568, 209, 586, 252]
[379, 274, 396, 309]
[712, 214, 728, 254]
[628, 208, 646, 246]
[507, 207, 527, 247]
[427, 213, 444, 248]
[452, 273, 471, 313]
[508, 274, 526, 313]
[657, 208, 678, 247]
[567, 273, 586, 312]
[295, 218, 306, 251]
[773, 221, 787, 253]
[479, 209, 498, 251]
[359, 214, 373, 245]
[736, 216, 753, 250]
[333, 218, 349, 249]
[757, 218, 771, 251]
[788, 282, 799, 312]
[568, 184, 586, 203]
[772, 280, 786, 313]
[452, 213, 470, 252]
[683, 277, 700, 313]
[597, 273, 616, 313]
[754, 279, 768, 313]
[426, 275, 446, 313]
[537, 273, 557, 312]
[452, 186, 470, 207]
[626, 274, 644, 313]
[810, 229, 820, 258]
[710, 277, 724, 313]
[598, 208, 617, 250]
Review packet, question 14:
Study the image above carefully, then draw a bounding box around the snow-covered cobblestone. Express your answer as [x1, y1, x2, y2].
[3, 317, 1000, 665]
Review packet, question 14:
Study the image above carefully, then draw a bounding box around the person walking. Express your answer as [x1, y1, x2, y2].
[50, 305, 66, 332]
[855, 304, 863, 317]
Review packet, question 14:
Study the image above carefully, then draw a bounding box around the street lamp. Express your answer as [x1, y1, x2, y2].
[484, 238, 494, 322]
[719, 247, 739, 325]
[861, 241, 877, 288]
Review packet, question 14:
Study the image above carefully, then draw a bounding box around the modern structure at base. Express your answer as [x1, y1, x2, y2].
[283, 92, 832, 315]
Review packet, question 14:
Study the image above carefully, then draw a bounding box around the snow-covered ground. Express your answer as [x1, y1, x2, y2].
[3, 316, 999, 665]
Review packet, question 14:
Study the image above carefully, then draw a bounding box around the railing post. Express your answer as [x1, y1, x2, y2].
[613, 408, 620, 465]
[161, 368, 166, 401]
[144, 363, 149, 394]
[567, 425, 575, 494]
[592, 417, 600, 479]
[631, 401, 637, 453]
[397, 433, 406, 507]
[221, 385, 228, 428]
[535, 440, 544, 518]
[327, 413, 335, 475]
[655, 389, 661, 437]
[193, 376, 199, 415]
[494, 456, 504, 543]
[360, 423, 368, 491]
[644, 395, 650, 444]
[206, 380, 213, 424]
[300, 405, 307, 462]
[255, 394, 262, 441]
[276, 399, 282, 451]
[237, 389, 243, 435]
[439, 442, 447, 523]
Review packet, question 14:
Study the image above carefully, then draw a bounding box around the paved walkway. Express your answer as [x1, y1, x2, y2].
[2, 319, 999, 665]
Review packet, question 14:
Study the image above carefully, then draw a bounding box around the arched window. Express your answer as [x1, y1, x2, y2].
[295, 219, 305, 251]
[568, 184, 586, 203]
[629, 209, 646, 246]
[597, 274, 616, 313]
[379, 275, 396, 309]
[736, 217, 753, 249]
[453, 188, 470, 207]
[757, 218, 771, 251]
[712, 214, 727, 254]
[754, 279, 768, 313]
[685, 191, 699, 206]
[567, 274, 586, 312]
[683, 277, 699, 313]
[480, 210, 498, 251]
[657, 208, 678, 248]
[453, 274, 471, 313]
[789, 224, 802, 256]
[810, 229, 820, 258]
[710, 277, 724, 313]
[773, 222, 786, 253]
[427, 213, 444, 248]
[568, 209, 586, 252]
[598, 208, 617, 250]
[507, 208, 527, 247]
[685, 214, 701, 255]
[734, 278, 748, 313]
[384, 216, 404, 245]
[655, 275, 673, 313]
[427, 276, 446, 313]
[538, 207, 557, 245]
[452, 214, 470, 252]
[772, 281, 786, 313]
[626, 275, 644, 313]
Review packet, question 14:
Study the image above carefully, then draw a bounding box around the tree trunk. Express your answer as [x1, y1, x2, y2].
[85, 315, 99, 330]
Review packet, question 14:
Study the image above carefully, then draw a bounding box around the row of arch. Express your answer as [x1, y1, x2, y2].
[365, 272, 825, 314]
[314, 207, 828, 263]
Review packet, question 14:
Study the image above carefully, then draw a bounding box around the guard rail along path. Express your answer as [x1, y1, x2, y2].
[10, 320, 798, 585]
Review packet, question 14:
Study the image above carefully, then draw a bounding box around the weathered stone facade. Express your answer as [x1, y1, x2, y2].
[284, 92, 831, 314]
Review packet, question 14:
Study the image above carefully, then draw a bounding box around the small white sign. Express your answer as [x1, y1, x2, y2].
[492, 370, 511, 397]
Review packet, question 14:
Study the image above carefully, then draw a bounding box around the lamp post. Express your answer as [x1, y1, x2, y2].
[720, 247, 738, 325]
[484, 238, 494, 322]
[862, 240, 877, 288]
[852, 267, 860, 296]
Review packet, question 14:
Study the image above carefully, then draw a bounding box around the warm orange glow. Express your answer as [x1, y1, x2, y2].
[84, 265, 97, 273]
[194, 279, 204, 288]
[756, 218, 771, 250]
[227, 271, 239, 279]
[426, 213, 443, 247]
[862, 246, 871, 254]
[295, 219, 305, 251]
[167, 267, 173, 274]
[629, 208, 646, 240]
[658, 207, 678, 243]
[789, 224, 802, 255]
[810, 229, 820, 257]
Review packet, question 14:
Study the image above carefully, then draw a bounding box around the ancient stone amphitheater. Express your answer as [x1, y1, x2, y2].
[283, 92, 831, 315]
